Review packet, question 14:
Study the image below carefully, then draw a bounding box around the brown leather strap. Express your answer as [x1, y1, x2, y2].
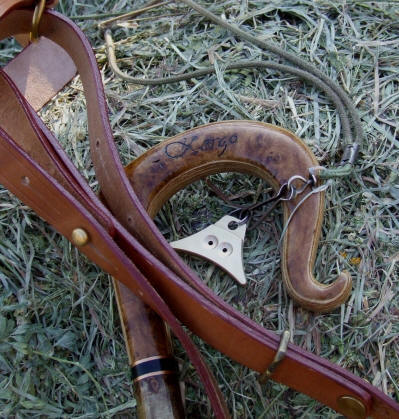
[0, 0, 33, 17]
[0, 7, 398, 419]
[0, 68, 229, 416]
[4, 21, 185, 419]
[0, 0, 56, 18]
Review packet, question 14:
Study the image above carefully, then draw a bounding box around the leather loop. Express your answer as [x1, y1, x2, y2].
[258, 330, 290, 384]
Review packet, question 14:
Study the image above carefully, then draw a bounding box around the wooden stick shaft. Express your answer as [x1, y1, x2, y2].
[114, 280, 185, 418]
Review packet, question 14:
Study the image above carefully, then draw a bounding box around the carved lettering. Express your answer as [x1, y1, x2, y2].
[164, 133, 238, 159]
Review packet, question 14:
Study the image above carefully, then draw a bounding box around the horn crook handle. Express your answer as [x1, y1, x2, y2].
[125, 120, 352, 312]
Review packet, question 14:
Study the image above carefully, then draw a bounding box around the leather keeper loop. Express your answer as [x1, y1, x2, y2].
[258, 330, 290, 384]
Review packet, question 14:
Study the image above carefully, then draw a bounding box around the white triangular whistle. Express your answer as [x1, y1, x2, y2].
[170, 215, 247, 285]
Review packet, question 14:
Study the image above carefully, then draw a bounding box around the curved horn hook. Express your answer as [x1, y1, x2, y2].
[125, 121, 352, 312]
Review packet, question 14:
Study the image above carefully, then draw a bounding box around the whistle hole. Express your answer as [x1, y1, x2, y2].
[95, 140, 100, 147]
[204, 235, 218, 249]
[219, 242, 233, 256]
[228, 221, 238, 230]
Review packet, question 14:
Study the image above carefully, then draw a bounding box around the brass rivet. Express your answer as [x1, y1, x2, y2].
[71, 228, 89, 247]
[337, 395, 367, 419]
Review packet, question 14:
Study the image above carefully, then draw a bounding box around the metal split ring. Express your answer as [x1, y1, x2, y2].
[30, 0, 46, 42]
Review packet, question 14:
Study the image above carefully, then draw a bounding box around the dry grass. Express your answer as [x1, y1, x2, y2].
[0, 0, 398, 417]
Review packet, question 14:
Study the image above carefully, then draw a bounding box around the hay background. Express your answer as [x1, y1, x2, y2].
[0, 0, 398, 417]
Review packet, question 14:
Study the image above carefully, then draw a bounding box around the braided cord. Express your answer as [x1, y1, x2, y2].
[105, 0, 362, 178]
[180, 0, 362, 147]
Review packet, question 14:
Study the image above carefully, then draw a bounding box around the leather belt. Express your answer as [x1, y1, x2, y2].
[0, 3, 398, 418]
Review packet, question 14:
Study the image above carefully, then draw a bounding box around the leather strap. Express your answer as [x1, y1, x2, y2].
[0, 0, 33, 17]
[0, 7, 398, 418]
[3, 19, 184, 419]
[0, 0, 56, 18]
